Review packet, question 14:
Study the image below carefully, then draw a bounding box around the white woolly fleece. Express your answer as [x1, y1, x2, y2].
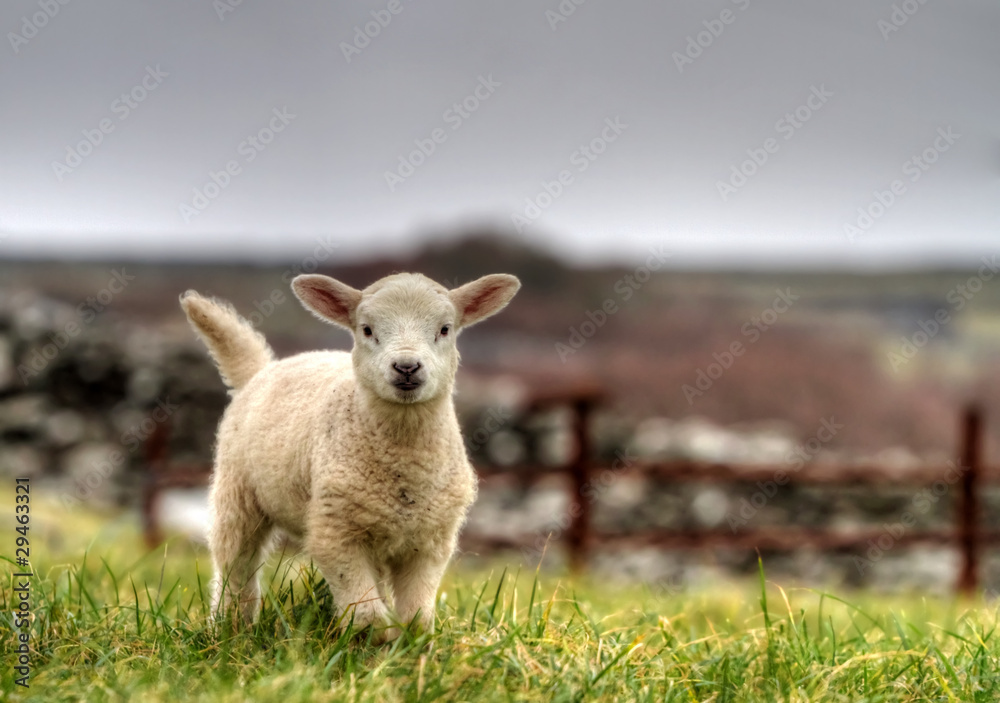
[180, 272, 520, 642]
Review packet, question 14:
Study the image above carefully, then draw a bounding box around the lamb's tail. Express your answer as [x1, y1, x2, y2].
[179, 290, 275, 390]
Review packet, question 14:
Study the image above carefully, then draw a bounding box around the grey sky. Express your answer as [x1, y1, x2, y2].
[1, 0, 997, 268]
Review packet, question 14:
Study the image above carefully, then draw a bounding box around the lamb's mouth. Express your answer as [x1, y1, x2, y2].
[394, 381, 422, 392]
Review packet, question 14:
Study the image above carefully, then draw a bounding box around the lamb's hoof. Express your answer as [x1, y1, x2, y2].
[346, 622, 398, 645]
[344, 601, 396, 644]
[372, 625, 402, 645]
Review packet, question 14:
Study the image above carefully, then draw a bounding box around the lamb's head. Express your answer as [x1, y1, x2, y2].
[291, 272, 520, 404]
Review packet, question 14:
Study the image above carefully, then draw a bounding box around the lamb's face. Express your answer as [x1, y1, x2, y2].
[291, 271, 521, 406]
[352, 283, 459, 405]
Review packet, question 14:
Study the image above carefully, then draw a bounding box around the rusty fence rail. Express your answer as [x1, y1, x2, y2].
[143, 402, 993, 595]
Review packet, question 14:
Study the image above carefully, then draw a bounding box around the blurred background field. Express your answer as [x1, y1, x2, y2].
[8, 235, 1000, 455]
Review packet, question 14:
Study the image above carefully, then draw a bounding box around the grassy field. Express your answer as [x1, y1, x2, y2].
[4, 491, 1000, 701]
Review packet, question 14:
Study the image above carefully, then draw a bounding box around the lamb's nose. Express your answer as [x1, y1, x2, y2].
[393, 361, 422, 376]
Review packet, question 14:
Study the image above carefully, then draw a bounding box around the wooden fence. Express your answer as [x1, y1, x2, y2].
[142, 391, 994, 595]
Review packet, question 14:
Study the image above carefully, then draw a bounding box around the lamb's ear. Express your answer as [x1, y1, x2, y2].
[449, 274, 521, 329]
[291, 274, 362, 330]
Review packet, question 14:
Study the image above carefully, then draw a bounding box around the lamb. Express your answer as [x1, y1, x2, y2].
[179, 271, 520, 642]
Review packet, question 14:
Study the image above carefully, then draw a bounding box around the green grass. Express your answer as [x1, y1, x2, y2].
[4, 493, 1000, 701]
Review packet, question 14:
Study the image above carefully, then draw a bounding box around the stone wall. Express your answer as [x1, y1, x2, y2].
[0, 289, 227, 506]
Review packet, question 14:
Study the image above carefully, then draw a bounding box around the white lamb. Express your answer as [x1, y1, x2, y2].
[179, 271, 520, 642]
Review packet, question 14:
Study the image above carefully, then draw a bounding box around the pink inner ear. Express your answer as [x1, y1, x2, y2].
[452, 275, 519, 327]
[295, 278, 359, 326]
[459, 280, 517, 325]
[463, 285, 503, 318]
[310, 288, 351, 320]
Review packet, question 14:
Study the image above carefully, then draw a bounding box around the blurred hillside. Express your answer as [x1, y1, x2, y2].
[3, 234, 1000, 458]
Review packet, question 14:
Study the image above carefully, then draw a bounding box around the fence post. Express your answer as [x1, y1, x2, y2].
[957, 404, 983, 596]
[142, 418, 169, 548]
[567, 398, 594, 573]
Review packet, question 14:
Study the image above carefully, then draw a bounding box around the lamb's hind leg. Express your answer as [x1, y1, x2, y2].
[209, 473, 272, 625]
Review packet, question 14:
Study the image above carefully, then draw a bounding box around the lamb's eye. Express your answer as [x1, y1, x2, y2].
[440, 325, 450, 337]
[362, 325, 373, 337]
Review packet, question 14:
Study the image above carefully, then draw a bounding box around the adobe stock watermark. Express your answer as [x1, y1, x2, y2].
[60, 397, 180, 509]
[546, 0, 589, 31]
[555, 245, 670, 363]
[511, 116, 627, 233]
[878, 0, 931, 40]
[681, 288, 798, 405]
[179, 107, 296, 224]
[341, 0, 413, 63]
[16, 269, 135, 384]
[844, 126, 960, 242]
[51, 65, 169, 182]
[467, 406, 513, 452]
[716, 84, 833, 202]
[649, 573, 685, 598]
[213, 0, 246, 21]
[725, 417, 844, 532]
[240, 236, 341, 328]
[672, 0, 752, 74]
[8, 0, 72, 54]
[886, 257, 999, 372]
[384, 75, 500, 192]
[521, 448, 639, 562]
[854, 459, 969, 575]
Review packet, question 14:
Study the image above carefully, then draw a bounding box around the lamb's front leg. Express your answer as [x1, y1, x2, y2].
[305, 514, 393, 641]
[391, 551, 451, 635]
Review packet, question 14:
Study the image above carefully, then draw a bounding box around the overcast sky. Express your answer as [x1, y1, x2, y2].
[1, 1, 997, 268]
